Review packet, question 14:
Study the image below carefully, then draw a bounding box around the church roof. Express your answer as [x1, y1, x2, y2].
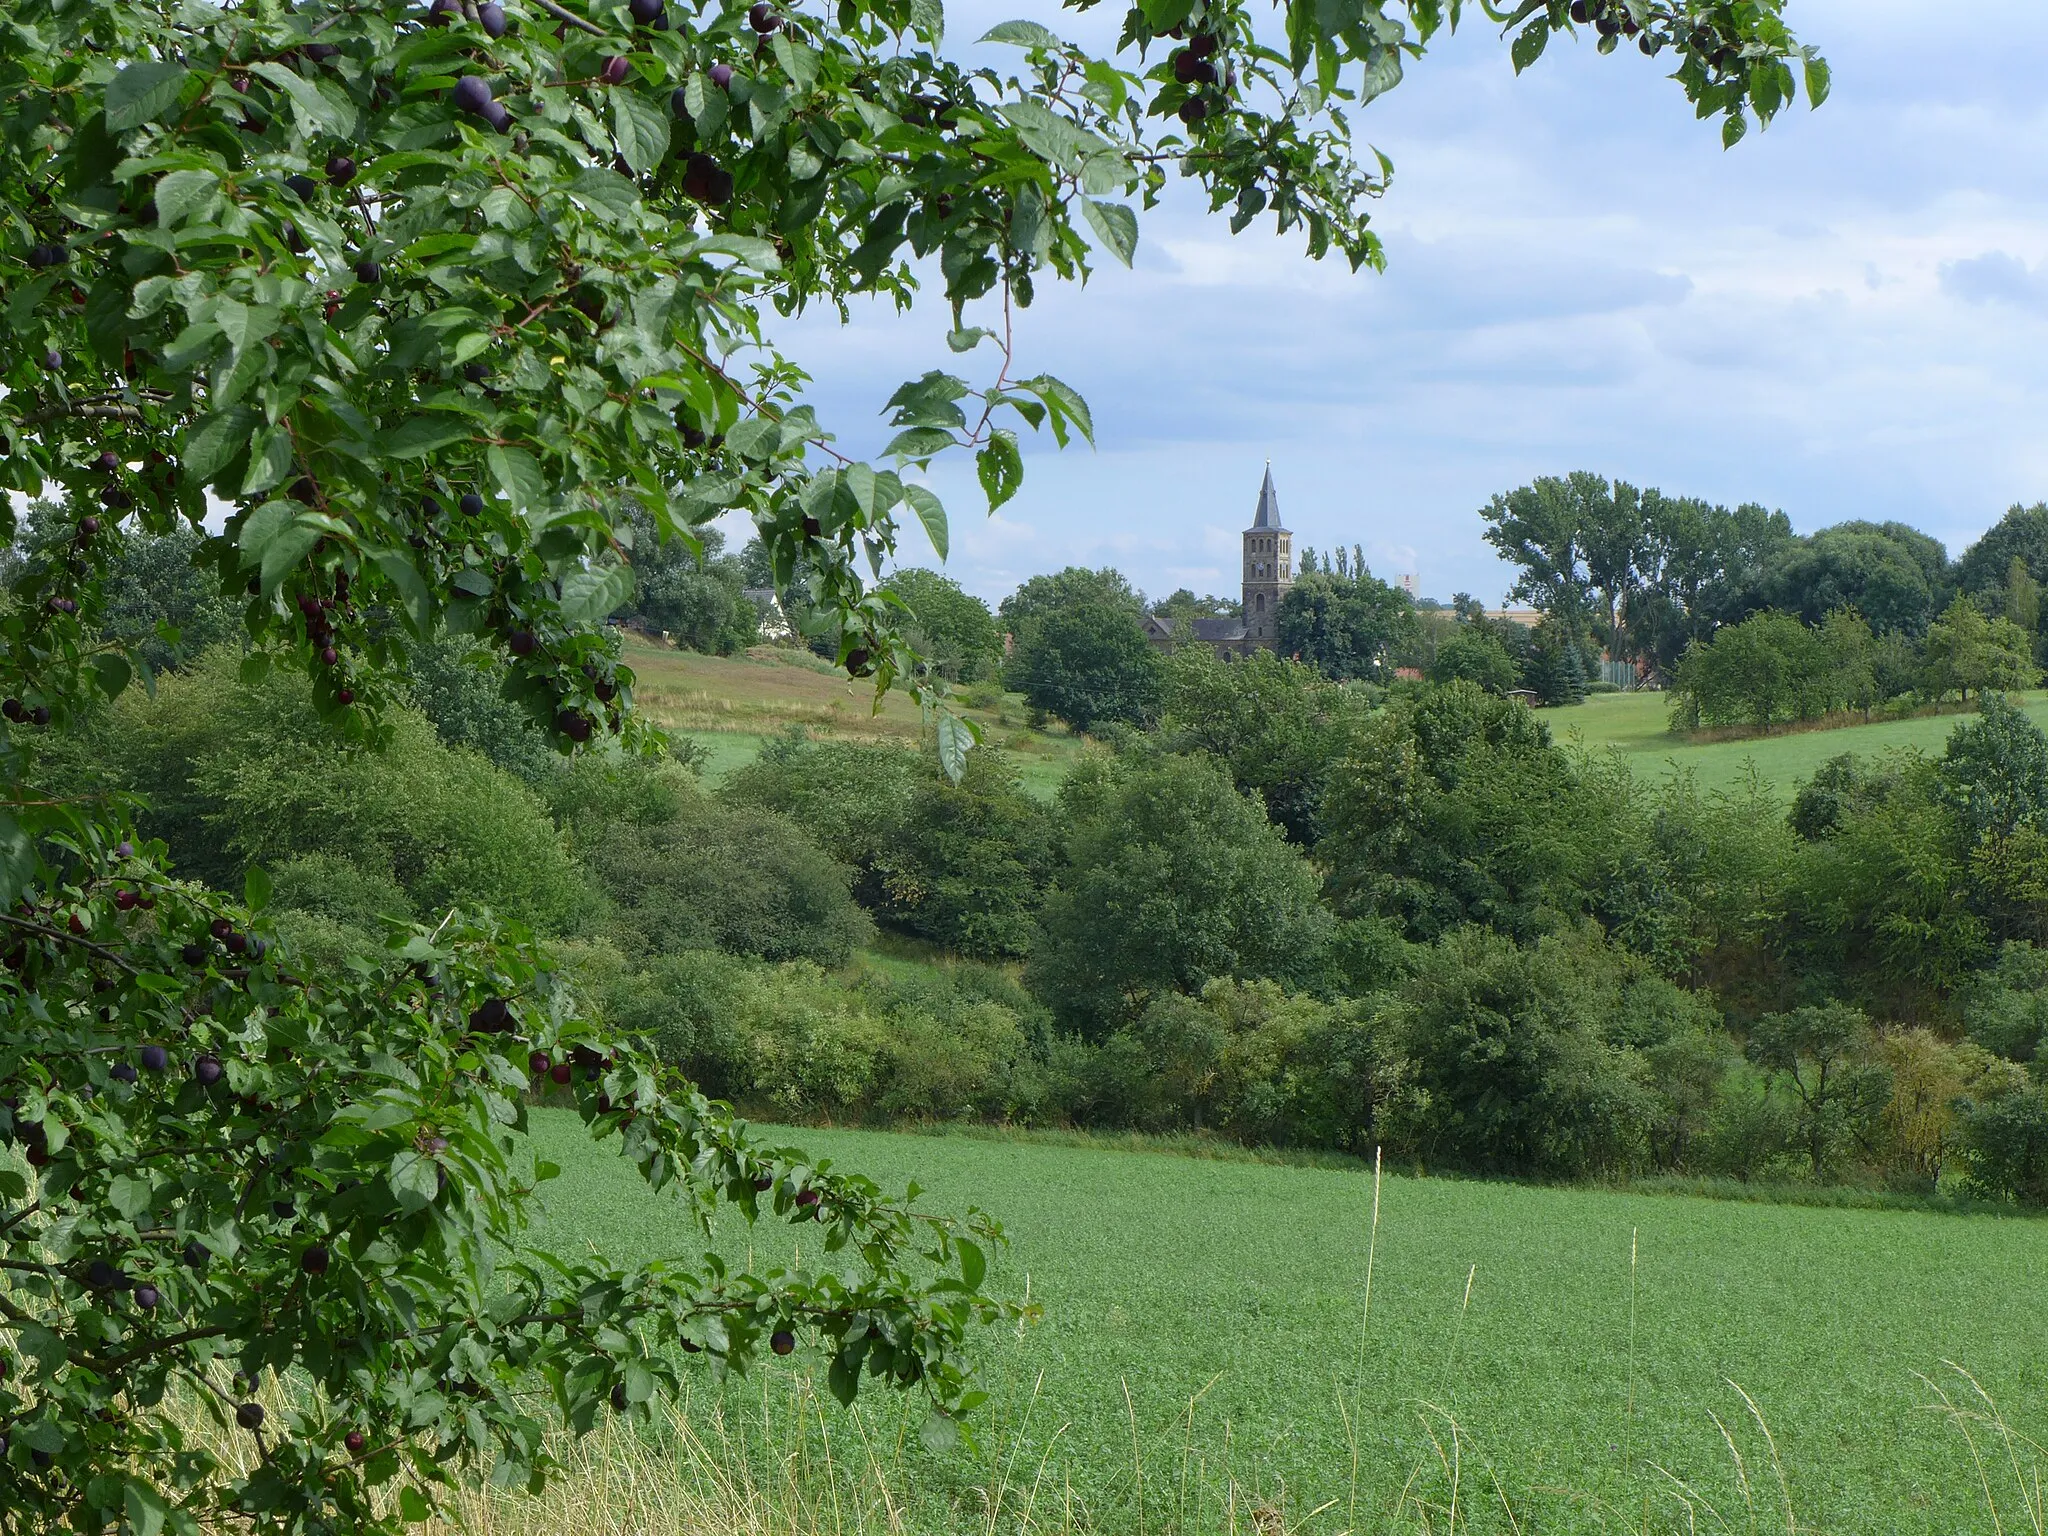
[1190, 617, 1247, 642]
[1250, 463, 1284, 531]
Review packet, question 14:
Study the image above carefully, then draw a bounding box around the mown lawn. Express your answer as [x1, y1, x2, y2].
[524, 1113, 2048, 1534]
[1548, 689, 2048, 798]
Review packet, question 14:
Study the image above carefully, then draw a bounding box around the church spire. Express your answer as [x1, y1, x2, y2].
[1250, 461, 1284, 530]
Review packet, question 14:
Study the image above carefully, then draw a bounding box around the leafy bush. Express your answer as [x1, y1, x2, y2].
[871, 751, 1055, 958]
[555, 756, 873, 966]
[882, 569, 1004, 683]
[1962, 941, 2048, 1062]
[1391, 926, 1669, 1179]
[727, 732, 1053, 958]
[722, 730, 924, 902]
[112, 652, 594, 932]
[1957, 1085, 2048, 1204]
[1321, 681, 1613, 942]
[1029, 752, 1334, 1033]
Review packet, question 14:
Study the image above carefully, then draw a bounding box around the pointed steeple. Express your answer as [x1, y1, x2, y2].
[1250, 461, 1284, 531]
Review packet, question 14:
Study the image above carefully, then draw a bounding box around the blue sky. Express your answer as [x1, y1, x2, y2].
[746, 1, 2048, 607]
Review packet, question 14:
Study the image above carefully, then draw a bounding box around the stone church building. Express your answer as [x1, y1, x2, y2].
[1141, 464, 1293, 661]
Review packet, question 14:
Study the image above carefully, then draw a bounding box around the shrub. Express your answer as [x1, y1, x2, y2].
[1029, 752, 1334, 1033]
[1320, 681, 1613, 942]
[558, 756, 874, 965]
[1962, 941, 2048, 1062]
[112, 651, 594, 931]
[872, 751, 1056, 958]
[723, 730, 924, 900]
[1391, 927, 1664, 1179]
[1957, 1085, 2048, 1204]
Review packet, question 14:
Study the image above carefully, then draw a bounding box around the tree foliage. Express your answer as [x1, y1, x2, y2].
[882, 568, 1003, 683]
[1274, 567, 1417, 683]
[1008, 597, 1162, 733]
[1029, 752, 1332, 1034]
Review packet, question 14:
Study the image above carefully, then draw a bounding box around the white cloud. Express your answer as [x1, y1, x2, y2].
[760, 0, 2048, 606]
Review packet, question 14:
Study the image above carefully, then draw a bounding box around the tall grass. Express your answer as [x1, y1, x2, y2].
[160, 1144, 2048, 1534]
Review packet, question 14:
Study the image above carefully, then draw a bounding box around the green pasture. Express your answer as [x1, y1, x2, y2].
[1549, 689, 2048, 798]
[527, 1113, 2048, 1534]
[668, 725, 1082, 799]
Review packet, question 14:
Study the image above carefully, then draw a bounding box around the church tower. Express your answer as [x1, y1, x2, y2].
[1241, 462, 1292, 652]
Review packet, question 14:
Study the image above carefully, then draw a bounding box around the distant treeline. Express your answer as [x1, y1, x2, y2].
[18, 489, 2048, 1204]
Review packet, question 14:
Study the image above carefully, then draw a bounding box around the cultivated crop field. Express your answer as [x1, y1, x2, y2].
[1552, 688, 2048, 798]
[523, 1113, 2048, 1535]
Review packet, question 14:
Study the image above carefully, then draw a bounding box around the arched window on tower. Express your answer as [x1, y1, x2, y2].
[1256, 593, 1265, 613]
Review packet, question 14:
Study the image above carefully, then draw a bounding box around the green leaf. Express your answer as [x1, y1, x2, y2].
[1079, 199, 1139, 267]
[124, 1478, 169, 1536]
[689, 234, 782, 271]
[946, 327, 992, 353]
[885, 371, 969, 430]
[90, 653, 132, 703]
[85, 279, 132, 365]
[1722, 111, 1748, 150]
[904, 483, 948, 560]
[885, 427, 955, 461]
[956, 1235, 986, 1291]
[381, 414, 474, 457]
[249, 61, 355, 136]
[978, 19, 1063, 48]
[936, 711, 974, 784]
[105, 61, 187, 131]
[568, 167, 640, 223]
[487, 444, 548, 513]
[1509, 20, 1548, 74]
[108, 1173, 152, 1221]
[0, 814, 35, 913]
[388, 1149, 441, 1212]
[153, 169, 219, 230]
[244, 864, 272, 913]
[1802, 50, 1831, 109]
[1021, 373, 1094, 447]
[826, 1350, 861, 1407]
[372, 549, 435, 638]
[184, 406, 256, 486]
[919, 1409, 960, 1453]
[611, 91, 672, 175]
[724, 417, 783, 462]
[261, 519, 324, 597]
[559, 565, 636, 623]
[976, 430, 1023, 511]
[236, 500, 296, 566]
[240, 427, 294, 497]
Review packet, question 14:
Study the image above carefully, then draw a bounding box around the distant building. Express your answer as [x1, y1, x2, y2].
[742, 586, 794, 642]
[1398, 573, 1418, 597]
[1142, 464, 1293, 662]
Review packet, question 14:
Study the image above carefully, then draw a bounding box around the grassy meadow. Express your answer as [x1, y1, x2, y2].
[510, 1112, 2048, 1535]
[1549, 688, 2048, 798]
[624, 636, 2048, 807]
[624, 638, 1085, 797]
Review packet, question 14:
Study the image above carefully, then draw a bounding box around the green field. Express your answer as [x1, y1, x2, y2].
[1548, 689, 2048, 797]
[527, 1113, 2048, 1534]
[625, 639, 1085, 798]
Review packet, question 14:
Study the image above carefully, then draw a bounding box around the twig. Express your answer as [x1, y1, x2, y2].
[531, 0, 604, 36]
[0, 912, 146, 975]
